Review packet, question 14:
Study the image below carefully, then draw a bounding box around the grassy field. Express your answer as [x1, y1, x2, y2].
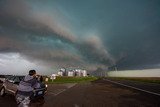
[108, 77, 160, 84]
[46, 76, 98, 84]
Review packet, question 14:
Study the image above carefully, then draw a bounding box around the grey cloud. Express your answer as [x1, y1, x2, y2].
[0, 0, 114, 70]
[75, 36, 115, 66]
[1, 0, 159, 72]
[0, 0, 76, 43]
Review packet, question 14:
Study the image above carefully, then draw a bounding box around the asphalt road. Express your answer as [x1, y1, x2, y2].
[106, 78, 160, 94]
[1, 79, 160, 107]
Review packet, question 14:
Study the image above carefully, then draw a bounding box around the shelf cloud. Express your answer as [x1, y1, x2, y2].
[0, 0, 160, 74]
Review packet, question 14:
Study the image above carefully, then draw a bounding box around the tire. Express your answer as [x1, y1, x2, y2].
[0, 87, 6, 97]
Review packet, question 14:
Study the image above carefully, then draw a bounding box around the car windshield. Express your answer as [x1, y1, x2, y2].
[8, 76, 15, 81]
[7, 76, 24, 83]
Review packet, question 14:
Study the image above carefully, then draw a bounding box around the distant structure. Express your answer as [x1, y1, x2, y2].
[68, 71, 74, 77]
[58, 68, 66, 76]
[57, 67, 87, 77]
[50, 73, 57, 80]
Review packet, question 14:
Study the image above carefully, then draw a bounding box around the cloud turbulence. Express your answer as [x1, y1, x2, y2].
[0, 0, 160, 74]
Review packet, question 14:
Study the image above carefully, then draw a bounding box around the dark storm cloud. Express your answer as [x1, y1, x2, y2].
[76, 36, 115, 66]
[0, 0, 80, 67]
[0, 0, 160, 71]
[0, 0, 114, 70]
[0, 0, 76, 43]
[102, 0, 160, 69]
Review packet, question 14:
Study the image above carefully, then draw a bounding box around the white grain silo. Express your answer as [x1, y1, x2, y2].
[68, 71, 74, 77]
[82, 70, 87, 77]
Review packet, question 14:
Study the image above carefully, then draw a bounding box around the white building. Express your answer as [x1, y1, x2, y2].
[50, 74, 57, 80]
[68, 71, 74, 77]
[81, 70, 87, 77]
[58, 71, 63, 76]
[57, 68, 87, 77]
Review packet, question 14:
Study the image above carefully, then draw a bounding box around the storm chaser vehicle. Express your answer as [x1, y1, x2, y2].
[0, 75, 47, 99]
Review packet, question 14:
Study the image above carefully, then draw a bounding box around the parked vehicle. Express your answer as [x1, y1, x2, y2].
[0, 75, 47, 99]
[0, 75, 6, 83]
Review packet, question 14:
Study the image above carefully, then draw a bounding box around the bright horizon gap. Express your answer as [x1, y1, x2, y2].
[0, 53, 54, 75]
[108, 69, 160, 77]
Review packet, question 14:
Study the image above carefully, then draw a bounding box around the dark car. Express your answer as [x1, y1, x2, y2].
[0, 75, 6, 83]
[0, 75, 47, 99]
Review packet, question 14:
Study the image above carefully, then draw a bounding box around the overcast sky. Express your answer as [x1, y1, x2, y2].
[0, 0, 160, 75]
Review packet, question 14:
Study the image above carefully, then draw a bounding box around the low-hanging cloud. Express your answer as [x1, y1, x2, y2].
[0, 0, 76, 43]
[0, 0, 114, 73]
[1, 0, 160, 75]
[76, 35, 115, 66]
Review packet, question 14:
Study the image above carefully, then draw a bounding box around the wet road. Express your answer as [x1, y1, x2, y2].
[1, 79, 160, 107]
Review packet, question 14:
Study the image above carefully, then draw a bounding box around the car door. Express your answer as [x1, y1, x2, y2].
[11, 76, 20, 93]
[5, 76, 15, 93]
